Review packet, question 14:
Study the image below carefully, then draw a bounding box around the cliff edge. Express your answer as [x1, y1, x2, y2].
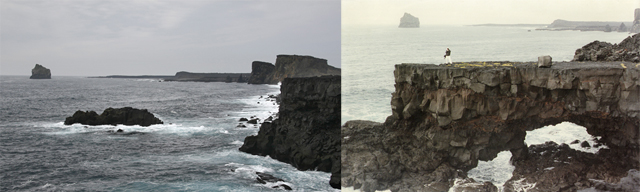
[248, 55, 340, 84]
[30, 64, 51, 79]
[240, 75, 341, 188]
[342, 61, 639, 191]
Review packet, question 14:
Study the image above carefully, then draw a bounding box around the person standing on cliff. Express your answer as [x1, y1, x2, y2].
[444, 48, 452, 64]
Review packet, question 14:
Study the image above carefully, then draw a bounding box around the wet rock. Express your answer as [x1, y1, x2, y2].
[240, 76, 341, 189]
[246, 118, 259, 124]
[237, 124, 246, 128]
[239, 118, 248, 121]
[256, 172, 292, 190]
[581, 141, 591, 148]
[64, 107, 163, 126]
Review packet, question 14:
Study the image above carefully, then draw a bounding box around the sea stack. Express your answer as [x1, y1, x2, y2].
[30, 64, 51, 79]
[398, 12, 419, 28]
[631, 8, 640, 33]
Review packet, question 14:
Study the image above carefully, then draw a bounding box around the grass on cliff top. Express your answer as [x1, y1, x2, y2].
[445, 61, 523, 68]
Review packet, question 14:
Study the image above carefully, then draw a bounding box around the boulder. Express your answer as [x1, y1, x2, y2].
[538, 55, 552, 68]
[398, 12, 419, 28]
[64, 107, 163, 126]
[573, 33, 640, 62]
[30, 64, 51, 79]
[256, 172, 292, 190]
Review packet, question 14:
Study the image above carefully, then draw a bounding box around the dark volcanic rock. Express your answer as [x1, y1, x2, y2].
[342, 62, 640, 191]
[247, 55, 340, 84]
[256, 172, 292, 190]
[64, 107, 163, 126]
[504, 142, 638, 192]
[30, 64, 51, 79]
[240, 76, 341, 188]
[248, 61, 276, 84]
[572, 33, 640, 62]
[399, 12, 419, 28]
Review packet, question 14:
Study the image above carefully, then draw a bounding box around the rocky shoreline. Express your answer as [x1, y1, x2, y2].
[240, 75, 341, 189]
[342, 61, 639, 191]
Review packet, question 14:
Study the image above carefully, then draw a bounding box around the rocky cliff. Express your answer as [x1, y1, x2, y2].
[398, 12, 419, 28]
[240, 76, 341, 188]
[573, 33, 640, 62]
[342, 61, 639, 191]
[247, 61, 276, 84]
[30, 64, 51, 79]
[248, 55, 340, 84]
[163, 72, 250, 83]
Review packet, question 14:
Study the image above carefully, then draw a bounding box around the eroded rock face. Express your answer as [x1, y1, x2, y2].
[630, 8, 640, 33]
[399, 12, 419, 28]
[240, 76, 341, 188]
[573, 33, 640, 62]
[342, 62, 640, 191]
[248, 55, 340, 84]
[64, 107, 163, 126]
[30, 64, 51, 79]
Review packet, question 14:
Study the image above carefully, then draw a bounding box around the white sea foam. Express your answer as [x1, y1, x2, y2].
[525, 122, 606, 153]
[467, 151, 515, 188]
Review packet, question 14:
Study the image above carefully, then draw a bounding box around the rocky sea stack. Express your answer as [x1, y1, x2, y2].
[30, 64, 51, 79]
[247, 55, 340, 84]
[240, 76, 341, 188]
[64, 107, 163, 126]
[398, 12, 419, 28]
[342, 61, 639, 191]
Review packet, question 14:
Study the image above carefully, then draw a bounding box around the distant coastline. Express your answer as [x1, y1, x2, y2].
[469, 23, 547, 27]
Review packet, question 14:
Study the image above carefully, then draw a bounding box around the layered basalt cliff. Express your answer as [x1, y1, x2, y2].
[247, 55, 340, 84]
[342, 61, 639, 191]
[240, 76, 341, 188]
[30, 64, 51, 79]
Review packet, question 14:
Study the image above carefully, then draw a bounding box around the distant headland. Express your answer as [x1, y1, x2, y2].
[472, 8, 640, 33]
[90, 54, 340, 84]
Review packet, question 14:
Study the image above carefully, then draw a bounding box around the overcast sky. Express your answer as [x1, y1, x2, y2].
[343, 0, 639, 26]
[1, 0, 340, 76]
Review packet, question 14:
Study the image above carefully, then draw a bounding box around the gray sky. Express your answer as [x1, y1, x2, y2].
[343, 0, 639, 26]
[1, 0, 340, 76]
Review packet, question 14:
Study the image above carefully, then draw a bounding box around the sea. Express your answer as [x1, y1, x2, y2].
[0, 77, 337, 191]
[341, 25, 634, 191]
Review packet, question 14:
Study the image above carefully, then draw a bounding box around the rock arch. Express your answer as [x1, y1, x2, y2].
[342, 62, 639, 191]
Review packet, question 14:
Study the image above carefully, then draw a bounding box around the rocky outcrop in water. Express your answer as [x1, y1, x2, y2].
[398, 12, 419, 28]
[240, 76, 341, 188]
[163, 72, 250, 82]
[342, 61, 639, 191]
[64, 107, 163, 126]
[572, 33, 640, 62]
[30, 64, 51, 79]
[247, 55, 340, 84]
[630, 8, 640, 33]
